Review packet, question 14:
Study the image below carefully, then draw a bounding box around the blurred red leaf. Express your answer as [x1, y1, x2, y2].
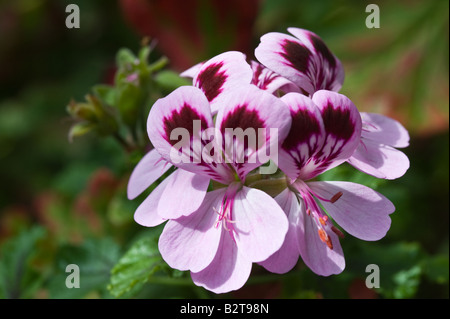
[119, 0, 260, 70]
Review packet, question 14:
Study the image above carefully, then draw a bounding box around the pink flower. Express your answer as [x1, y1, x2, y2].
[255, 28, 410, 181]
[181, 51, 253, 114]
[259, 91, 395, 276]
[255, 27, 345, 96]
[145, 84, 292, 293]
[180, 53, 298, 110]
[128, 51, 257, 224]
[127, 28, 408, 293]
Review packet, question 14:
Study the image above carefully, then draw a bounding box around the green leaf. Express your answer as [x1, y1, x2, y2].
[116, 48, 137, 69]
[353, 241, 426, 299]
[107, 231, 168, 298]
[47, 237, 120, 299]
[422, 255, 449, 285]
[115, 82, 141, 127]
[68, 122, 95, 142]
[392, 265, 422, 299]
[92, 84, 116, 106]
[0, 226, 46, 299]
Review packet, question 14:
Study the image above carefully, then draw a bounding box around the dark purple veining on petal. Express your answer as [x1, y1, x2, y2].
[251, 63, 264, 85]
[252, 63, 278, 91]
[220, 104, 265, 134]
[321, 102, 354, 141]
[280, 39, 311, 74]
[282, 109, 321, 151]
[220, 104, 266, 164]
[310, 102, 356, 174]
[309, 34, 336, 68]
[163, 103, 209, 146]
[196, 62, 227, 102]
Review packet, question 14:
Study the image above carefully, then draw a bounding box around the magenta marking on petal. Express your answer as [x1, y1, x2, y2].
[163, 103, 209, 146]
[220, 104, 265, 134]
[251, 62, 264, 85]
[282, 109, 322, 151]
[311, 102, 356, 173]
[321, 103, 355, 141]
[280, 39, 311, 74]
[197, 62, 227, 102]
[309, 34, 336, 68]
[219, 104, 266, 161]
[251, 62, 278, 91]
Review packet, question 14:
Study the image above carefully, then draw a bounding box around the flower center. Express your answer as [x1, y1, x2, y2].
[290, 179, 344, 250]
[213, 182, 241, 241]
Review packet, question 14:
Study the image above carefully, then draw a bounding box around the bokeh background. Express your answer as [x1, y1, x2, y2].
[0, 0, 448, 299]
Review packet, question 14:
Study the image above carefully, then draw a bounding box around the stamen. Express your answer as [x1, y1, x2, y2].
[330, 191, 343, 203]
[223, 220, 231, 231]
[331, 226, 345, 239]
[318, 229, 333, 250]
[319, 216, 327, 226]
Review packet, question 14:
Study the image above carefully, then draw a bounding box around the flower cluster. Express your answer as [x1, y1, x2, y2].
[128, 27, 410, 293]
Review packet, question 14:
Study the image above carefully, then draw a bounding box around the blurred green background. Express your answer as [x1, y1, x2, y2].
[0, 0, 448, 299]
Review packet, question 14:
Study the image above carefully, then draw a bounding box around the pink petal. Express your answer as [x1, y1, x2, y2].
[133, 174, 172, 227]
[308, 181, 395, 241]
[308, 90, 362, 178]
[296, 196, 346, 276]
[180, 61, 205, 79]
[127, 149, 172, 200]
[255, 28, 344, 95]
[348, 138, 410, 180]
[157, 169, 210, 219]
[232, 186, 289, 263]
[158, 189, 226, 272]
[255, 32, 315, 94]
[191, 230, 252, 294]
[214, 85, 292, 180]
[361, 112, 410, 148]
[193, 51, 253, 111]
[278, 92, 325, 180]
[147, 86, 234, 184]
[287, 27, 344, 92]
[147, 85, 213, 162]
[250, 60, 300, 95]
[259, 188, 301, 274]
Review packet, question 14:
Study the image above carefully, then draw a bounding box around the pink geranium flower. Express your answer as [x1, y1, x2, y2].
[180, 52, 299, 108]
[259, 90, 395, 276]
[255, 27, 410, 180]
[144, 84, 292, 293]
[255, 27, 345, 96]
[127, 27, 409, 293]
[128, 51, 258, 224]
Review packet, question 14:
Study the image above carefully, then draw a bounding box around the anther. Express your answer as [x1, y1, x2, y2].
[318, 229, 333, 250]
[330, 191, 343, 203]
[331, 226, 345, 239]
